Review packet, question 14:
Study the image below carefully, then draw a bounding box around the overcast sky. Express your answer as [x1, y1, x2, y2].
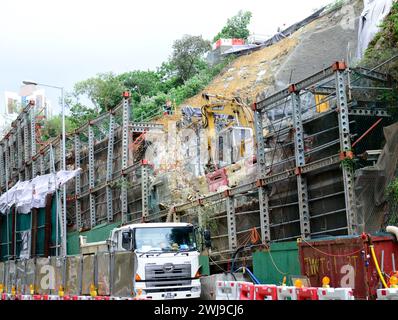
[0, 0, 332, 114]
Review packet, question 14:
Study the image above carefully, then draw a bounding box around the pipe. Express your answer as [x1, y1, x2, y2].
[352, 118, 383, 148]
[370, 245, 389, 289]
[386, 226, 398, 242]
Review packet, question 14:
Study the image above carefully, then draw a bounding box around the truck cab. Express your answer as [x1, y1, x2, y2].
[108, 222, 202, 300]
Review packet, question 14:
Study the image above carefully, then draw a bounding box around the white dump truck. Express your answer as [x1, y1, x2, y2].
[80, 222, 210, 300]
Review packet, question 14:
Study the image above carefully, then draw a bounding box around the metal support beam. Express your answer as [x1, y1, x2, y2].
[258, 186, 271, 243]
[335, 70, 358, 235]
[17, 123, 23, 181]
[141, 165, 150, 220]
[88, 125, 96, 228]
[9, 135, 15, 178]
[106, 113, 115, 223]
[226, 196, 237, 250]
[40, 153, 45, 175]
[0, 144, 4, 189]
[74, 134, 82, 230]
[352, 67, 391, 83]
[254, 108, 267, 179]
[121, 96, 130, 224]
[291, 91, 311, 239]
[23, 113, 30, 180]
[4, 139, 9, 188]
[256, 63, 337, 111]
[30, 106, 37, 177]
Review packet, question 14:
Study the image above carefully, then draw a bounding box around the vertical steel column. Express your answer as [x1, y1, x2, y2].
[258, 186, 271, 243]
[17, 122, 23, 181]
[23, 112, 30, 180]
[291, 89, 311, 239]
[106, 112, 115, 223]
[74, 134, 82, 230]
[253, 107, 267, 179]
[225, 194, 237, 250]
[9, 135, 15, 178]
[30, 105, 37, 177]
[335, 66, 358, 235]
[0, 144, 4, 189]
[88, 124, 96, 228]
[121, 94, 130, 224]
[141, 164, 149, 220]
[59, 141, 63, 172]
[40, 153, 45, 175]
[254, 106, 271, 243]
[4, 139, 9, 188]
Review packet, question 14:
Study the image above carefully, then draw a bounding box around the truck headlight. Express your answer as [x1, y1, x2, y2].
[191, 286, 200, 293]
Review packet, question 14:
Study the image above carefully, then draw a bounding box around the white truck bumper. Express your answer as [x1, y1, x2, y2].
[137, 284, 201, 300]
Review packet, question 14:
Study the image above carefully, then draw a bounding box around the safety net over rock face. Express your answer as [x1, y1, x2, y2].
[355, 122, 398, 233]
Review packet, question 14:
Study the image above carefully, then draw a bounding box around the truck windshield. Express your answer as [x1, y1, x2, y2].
[134, 226, 197, 253]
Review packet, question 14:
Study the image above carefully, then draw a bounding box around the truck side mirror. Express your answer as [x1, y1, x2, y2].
[122, 231, 133, 251]
[203, 229, 212, 249]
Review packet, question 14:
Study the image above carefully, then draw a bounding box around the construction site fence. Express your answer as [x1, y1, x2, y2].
[0, 251, 136, 298]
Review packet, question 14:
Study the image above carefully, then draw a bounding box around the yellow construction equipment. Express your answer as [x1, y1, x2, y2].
[200, 93, 255, 172]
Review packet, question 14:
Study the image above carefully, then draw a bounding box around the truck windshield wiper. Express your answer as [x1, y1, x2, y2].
[174, 251, 190, 256]
[139, 250, 162, 257]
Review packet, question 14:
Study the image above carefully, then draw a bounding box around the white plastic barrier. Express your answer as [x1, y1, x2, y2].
[216, 281, 239, 300]
[317, 288, 354, 300]
[277, 286, 297, 300]
[377, 288, 398, 300]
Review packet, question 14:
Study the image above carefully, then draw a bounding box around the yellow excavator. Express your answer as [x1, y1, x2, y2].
[200, 93, 255, 172]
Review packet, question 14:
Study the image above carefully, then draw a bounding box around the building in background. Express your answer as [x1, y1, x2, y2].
[1, 89, 53, 139]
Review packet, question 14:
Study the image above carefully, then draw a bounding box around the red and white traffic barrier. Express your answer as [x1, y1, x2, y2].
[216, 281, 239, 300]
[295, 287, 319, 301]
[277, 286, 298, 300]
[42, 294, 61, 300]
[254, 285, 278, 301]
[238, 282, 255, 300]
[318, 288, 354, 300]
[377, 288, 398, 300]
[1, 293, 10, 300]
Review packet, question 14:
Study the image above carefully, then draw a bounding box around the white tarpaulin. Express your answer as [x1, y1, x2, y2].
[0, 169, 81, 214]
[357, 0, 394, 59]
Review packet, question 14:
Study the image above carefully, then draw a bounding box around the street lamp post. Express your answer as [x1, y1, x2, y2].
[22, 80, 67, 257]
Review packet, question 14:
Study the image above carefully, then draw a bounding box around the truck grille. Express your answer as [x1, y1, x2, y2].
[145, 264, 192, 287]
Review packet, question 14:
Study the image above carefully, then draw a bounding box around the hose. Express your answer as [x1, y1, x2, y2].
[370, 245, 389, 289]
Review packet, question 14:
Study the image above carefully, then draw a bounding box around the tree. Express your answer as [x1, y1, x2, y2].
[41, 115, 75, 141]
[73, 72, 125, 112]
[213, 10, 252, 42]
[68, 103, 98, 129]
[118, 70, 162, 103]
[170, 35, 211, 83]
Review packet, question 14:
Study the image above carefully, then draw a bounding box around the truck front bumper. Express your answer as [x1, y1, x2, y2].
[136, 284, 201, 300]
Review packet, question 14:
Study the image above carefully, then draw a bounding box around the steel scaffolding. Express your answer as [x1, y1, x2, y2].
[171, 61, 394, 267]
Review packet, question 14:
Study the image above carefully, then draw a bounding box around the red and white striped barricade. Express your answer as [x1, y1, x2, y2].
[318, 288, 354, 300]
[238, 282, 255, 300]
[254, 285, 278, 300]
[377, 288, 398, 300]
[295, 287, 319, 300]
[277, 286, 298, 300]
[216, 281, 239, 300]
